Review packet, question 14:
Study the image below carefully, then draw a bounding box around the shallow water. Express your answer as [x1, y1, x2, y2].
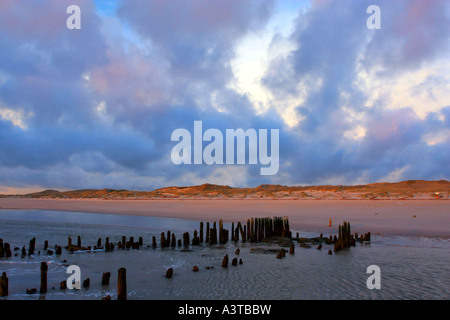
[0, 209, 448, 300]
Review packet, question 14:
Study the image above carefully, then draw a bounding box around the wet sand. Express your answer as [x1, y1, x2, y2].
[0, 198, 448, 238]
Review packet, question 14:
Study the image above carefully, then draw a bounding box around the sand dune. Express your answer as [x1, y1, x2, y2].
[1, 180, 449, 200]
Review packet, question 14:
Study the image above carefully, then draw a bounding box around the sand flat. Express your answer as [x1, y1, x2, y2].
[0, 198, 448, 238]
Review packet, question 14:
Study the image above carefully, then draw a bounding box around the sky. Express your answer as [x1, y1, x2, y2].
[0, 0, 449, 193]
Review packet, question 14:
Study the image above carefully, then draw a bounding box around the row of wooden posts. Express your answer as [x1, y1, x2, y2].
[156, 216, 292, 248]
[0, 216, 292, 259]
[331, 221, 371, 253]
[1, 218, 371, 259]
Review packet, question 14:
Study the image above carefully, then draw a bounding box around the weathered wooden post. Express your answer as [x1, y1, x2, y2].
[152, 236, 157, 248]
[237, 222, 245, 242]
[183, 232, 190, 246]
[0, 239, 4, 257]
[4, 243, 12, 257]
[171, 233, 176, 247]
[212, 222, 217, 244]
[193, 230, 200, 245]
[165, 233, 169, 248]
[289, 243, 295, 254]
[40, 262, 48, 293]
[97, 238, 102, 248]
[139, 237, 143, 246]
[161, 232, 166, 248]
[21, 246, 27, 257]
[231, 222, 235, 242]
[102, 272, 111, 285]
[0, 272, 8, 297]
[219, 220, 225, 244]
[166, 268, 173, 278]
[29, 237, 36, 256]
[222, 254, 229, 268]
[105, 237, 110, 252]
[44, 240, 48, 251]
[117, 268, 127, 300]
[77, 235, 82, 248]
[200, 222, 204, 243]
[206, 222, 210, 243]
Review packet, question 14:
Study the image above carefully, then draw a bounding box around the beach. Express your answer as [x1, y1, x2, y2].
[0, 198, 448, 238]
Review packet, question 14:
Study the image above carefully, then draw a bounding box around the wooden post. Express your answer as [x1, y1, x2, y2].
[219, 220, 223, 244]
[152, 236, 157, 248]
[0, 239, 3, 257]
[231, 222, 235, 242]
[250, 218, 254, 242]
[0, 272, 8, 297]
[4, 243, 11, 257]
[238, 222, 245, 242]
[161, 232, 166, 248]
[289, 243, 295, 254]
[206, 222, 210, 243]
[200, 222, 204, 243]
[40, 262, 48, 293]
[29, 237, 36, 256]
[193, 230, 200, 245]
[222, 254, 229, 268]
[44, 240, 48, 251]
[117, 268, 127, 300]
[139, 237, 143, 246]
[21, 246, 26, 257]
[77, 235, 81, 248]
[183, 232, 190, 246]
[102, 272, 111, 285]
[97, 238, 102, 248]
[166, 268, 173, 278]
[212, 222, 217, 244]
[105, 237, 110, 252]
[171, 233, 176, 247]
[246, 219, 250, 241]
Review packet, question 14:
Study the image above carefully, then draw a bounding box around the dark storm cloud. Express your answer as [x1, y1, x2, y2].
[261, 0, 450, 184]
[0, 0, 448, 192]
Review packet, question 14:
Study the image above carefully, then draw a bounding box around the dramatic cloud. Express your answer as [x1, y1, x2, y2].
[0, 0, 448, 193]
